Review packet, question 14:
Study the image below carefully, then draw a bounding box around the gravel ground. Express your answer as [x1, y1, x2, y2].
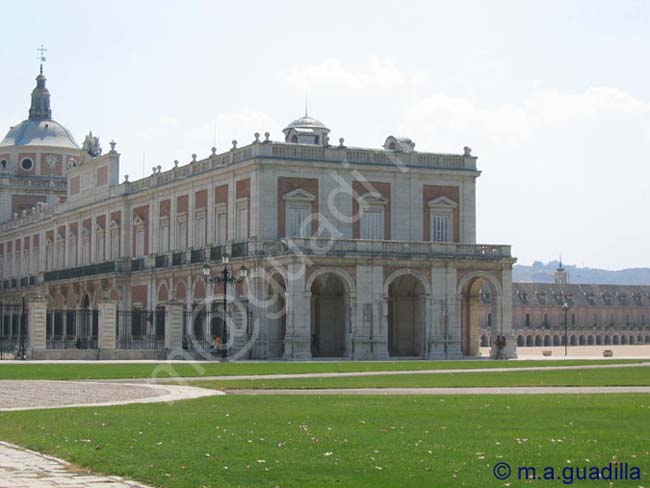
[0, 380, 222, 411]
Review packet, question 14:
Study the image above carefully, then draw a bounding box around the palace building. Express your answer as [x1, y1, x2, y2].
[0, 68, 516, 360]
[479, 265, 650, 349]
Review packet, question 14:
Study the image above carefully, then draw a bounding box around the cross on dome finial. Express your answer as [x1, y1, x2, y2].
[37, 44, 48, 74]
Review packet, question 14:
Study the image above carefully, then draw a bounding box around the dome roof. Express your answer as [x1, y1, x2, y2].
[284, 115, 329, 132]
[0, 68, 79, 150]
[0, 118, 79, 149]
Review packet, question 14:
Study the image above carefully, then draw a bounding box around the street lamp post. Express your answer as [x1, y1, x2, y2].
[562, 302, 570, 357]
[202, 255, 248, 360]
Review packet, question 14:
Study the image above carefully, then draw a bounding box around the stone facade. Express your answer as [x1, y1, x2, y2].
[0, 74, 517, 360]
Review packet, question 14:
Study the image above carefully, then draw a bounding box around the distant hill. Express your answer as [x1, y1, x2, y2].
[513, 261, 650, 286]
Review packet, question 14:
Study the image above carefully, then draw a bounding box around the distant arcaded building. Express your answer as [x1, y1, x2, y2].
[479, 264, 650, 348]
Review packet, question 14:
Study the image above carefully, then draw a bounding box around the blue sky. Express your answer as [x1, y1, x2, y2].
[2, 0, 649, 269]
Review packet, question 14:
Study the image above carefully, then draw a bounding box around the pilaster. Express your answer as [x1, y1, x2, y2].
[97, 300, 117, 349]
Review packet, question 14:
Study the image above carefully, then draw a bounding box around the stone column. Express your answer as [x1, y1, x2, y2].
[28, 296, 47, 352]
[353, 264, 388, 359]
[490, 267, 517, 359]
[165, 300, 185, 351]
[97, 300, 118, 349]
[283, 262, 311, 360]
[428, 266, 462, 359]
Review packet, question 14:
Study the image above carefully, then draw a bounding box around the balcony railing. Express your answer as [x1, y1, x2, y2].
[155, 255, 169, 268]
[210, 246, 223, 262]
[172, 252, 186, 266]
[231, 242, 248, 258]
[43, 260, 128, 282]
[190, 249, 206, 264]
[131, 258, 145, 272]
[250, 238, 512, 260]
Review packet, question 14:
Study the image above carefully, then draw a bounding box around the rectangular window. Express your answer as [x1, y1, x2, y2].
[525, 313, 530, 327]
[31, 248, 38, 274]
[430, 214, 451, 242]
[360, 210, 384, 240]
[487, 313, 492, 327]
[287, 206, 311, 237]
[593, 313, 598, 326]
[215, 211, 226, 244]
[543, 313, 549, 326]
[177, 218, 187, 250]
[236, 206, 248, 241]
[96, 232, 105, 262]
[68, 240, 77, 267]
[135, 228, 145, 258]
[195, 213, 206, 248]
[571, 313, 576, 326]
[47, 244, 54, 270]
[110, 230, 120, 260]
[159, 222, 169, 253]
[82, 237, 90, 265]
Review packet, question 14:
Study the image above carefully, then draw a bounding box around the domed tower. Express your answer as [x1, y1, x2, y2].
[283, 113, 331, 146]
[0, 67, 81, 223]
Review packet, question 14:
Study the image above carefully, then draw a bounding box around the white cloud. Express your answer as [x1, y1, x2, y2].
[400, 87, 650, 150]
[284, 57, 428, 93]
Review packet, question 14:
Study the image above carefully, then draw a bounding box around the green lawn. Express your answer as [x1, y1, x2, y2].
[192, 365, 650, 390]
[0, 359, 645, 380]
[0, 394, 648, 487]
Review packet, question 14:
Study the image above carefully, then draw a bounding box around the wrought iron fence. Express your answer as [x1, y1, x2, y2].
[0, 303, 28, 359]
[46, 309, 99, 349]
[116, 308, 165, 350]
[183, 306, 226, 356]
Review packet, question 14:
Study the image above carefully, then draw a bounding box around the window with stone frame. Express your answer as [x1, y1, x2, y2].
[159, 218, 169, 253]
[95, 226, 105, 262]
[236, 200, 248, 241]
[22, 249, 30, 276]
[358, 192, 387, 240]
[4, 251, 11, 278]
[14, 250, 20, 277]
[133, 216, 145, 258]
[67, 235, 77, 267]
[81, 228, 91, 265]
[31, 245, 38, 274]
[176, 214, 187, 250]
[46, 239, 54, 271]
[214, 204, 227, 244]
[428, 196, 457, 243]
[109, 221, 120, 260]
[283, 188, 315, 238]
[194, 209, 207, 248]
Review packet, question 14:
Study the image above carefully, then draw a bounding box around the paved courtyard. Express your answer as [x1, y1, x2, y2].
[0, 441, 151, 488]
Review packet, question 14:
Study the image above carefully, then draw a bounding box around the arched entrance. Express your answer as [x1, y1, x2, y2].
[458, 273, 501, 357]
[387, 274, 426, 357]
[310, 273, 347, 357]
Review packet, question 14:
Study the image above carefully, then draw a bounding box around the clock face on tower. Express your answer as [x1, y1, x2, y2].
[45, 154, 57, 168]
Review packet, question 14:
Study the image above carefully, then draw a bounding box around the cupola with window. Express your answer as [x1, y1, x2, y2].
[283, 113, 330, 146]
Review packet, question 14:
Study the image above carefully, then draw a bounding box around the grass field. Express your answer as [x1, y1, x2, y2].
[0, 394, 648, 487]
[192, 365, 650, 390]
[0, 359, 645, 380]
